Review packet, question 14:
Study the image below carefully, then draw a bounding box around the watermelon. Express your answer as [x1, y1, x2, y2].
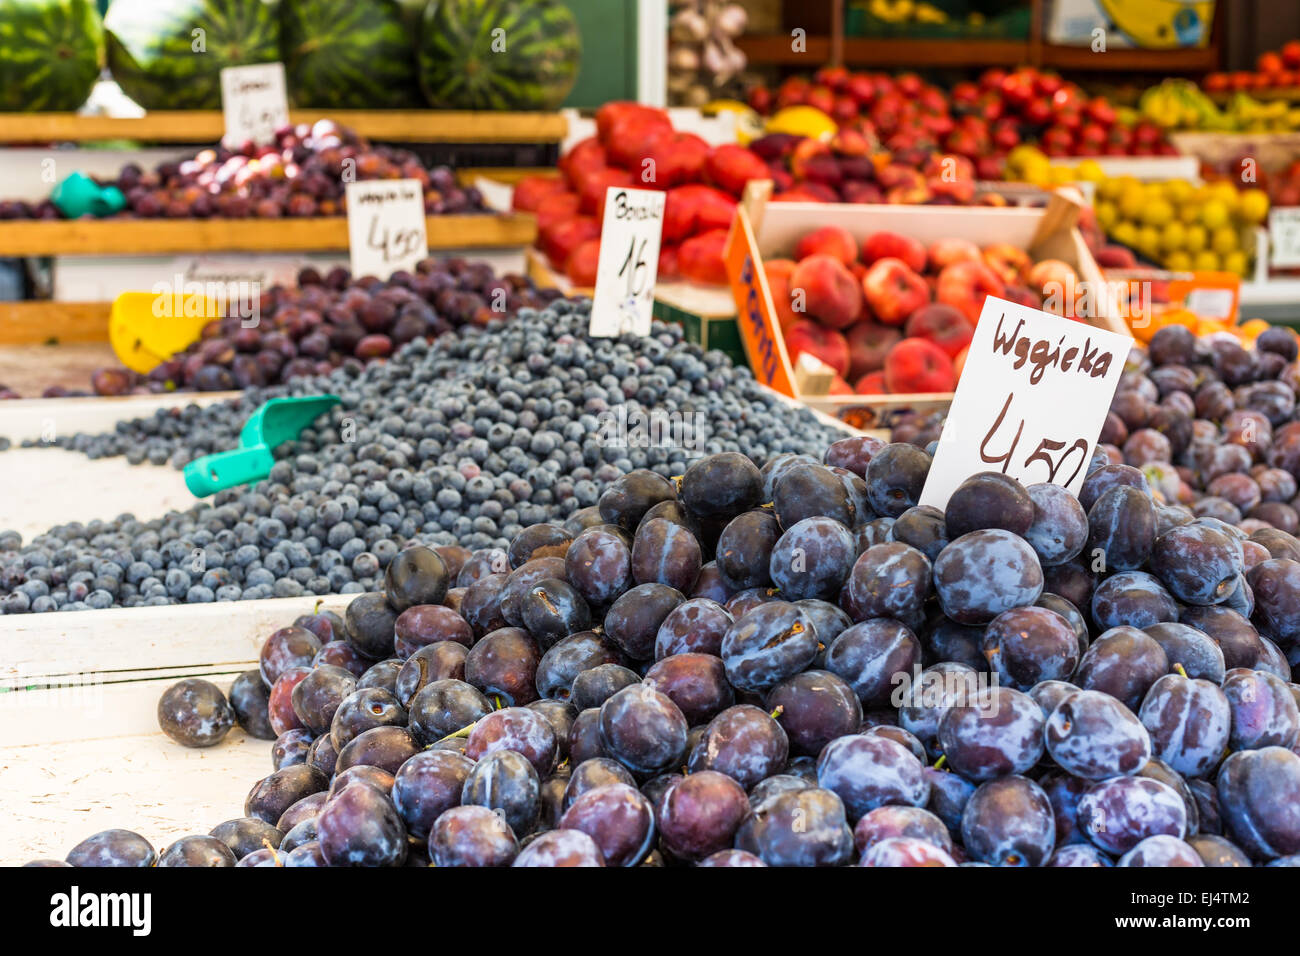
[104, 0, 280, 110]
[281, 0, 423, 109]
[0, 0, 104, 111]
[418, 0, 581, 111]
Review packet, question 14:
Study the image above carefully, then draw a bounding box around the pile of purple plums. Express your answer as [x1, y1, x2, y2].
[29, 429, 1300, 867]
[16, 259, 560, 399]
[0, 121, 486, 221]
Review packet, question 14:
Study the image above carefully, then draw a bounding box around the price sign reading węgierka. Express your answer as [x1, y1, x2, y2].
[220, 63, 290, 147]
[589, 187, 666, 338]
[345, 179, 428, 281]
[919, 297, 1132, 511]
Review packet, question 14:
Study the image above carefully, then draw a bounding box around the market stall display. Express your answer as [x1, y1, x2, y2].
[3, 0, 1300, 889]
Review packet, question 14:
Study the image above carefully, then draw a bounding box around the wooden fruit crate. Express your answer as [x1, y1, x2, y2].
[0, 214, 536, 256]
[0, 596, 349, 863]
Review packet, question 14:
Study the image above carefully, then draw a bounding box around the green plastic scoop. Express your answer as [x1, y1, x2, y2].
[184, 395, 341, 497]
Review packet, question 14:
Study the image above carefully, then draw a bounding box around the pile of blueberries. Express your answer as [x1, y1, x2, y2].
[32, 420, 1300, 866]
[0, 303, 846, 613]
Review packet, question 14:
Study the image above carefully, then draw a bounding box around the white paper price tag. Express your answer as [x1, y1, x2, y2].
[1269, 207, 1300, 268]
[219, 63, 290, 147]
[345, 179, 428, 281]
[589, 187, 666, 338]
[920, 297, 1132, 510]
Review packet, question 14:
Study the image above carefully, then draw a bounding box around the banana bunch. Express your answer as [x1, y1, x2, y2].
[1140, 79, 1300, 132]
[1139, 79, 1228, 130]
[863, 0, 948, 24]
[1224, 93, 1300, 132]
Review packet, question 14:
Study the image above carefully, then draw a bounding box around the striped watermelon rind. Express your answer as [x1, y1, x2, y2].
[418, 0, 581, 111]
[104, 0, 281, 110]
[281, 0, 423, 109]
[0, 0, 104, 112]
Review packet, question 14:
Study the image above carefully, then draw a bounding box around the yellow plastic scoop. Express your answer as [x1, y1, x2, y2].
[109, 290, 222, 374]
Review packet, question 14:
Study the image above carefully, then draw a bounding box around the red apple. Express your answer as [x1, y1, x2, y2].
[905, 302, 975, 358]
[928, 237, 982, 272]
[789, 254, 864, 329]
[855, 371, 887, 395]
[785, 320, 850, 377]
[936, 259, 1005, 323]
[860, 231, 927, 273]
[845, 319, 903, 381]
[796, 226, 859, 266]
[884, 337, 957, 393]
[862, 257, 930, 326]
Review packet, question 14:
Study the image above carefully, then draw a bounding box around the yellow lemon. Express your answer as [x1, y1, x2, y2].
[1022, 160, 1051, 187]
[1166, 251, 1193, 271]
[1239, 189, 1270, 224]
[1163, 180, 1193, 204]
[1111, 221, 1139, 248]
[1096, 177, 1124, 202]
[1075, 159, 1106, 183]
[1201, 200, 1230, 230]
[1119, 186, 1148, 221]
[1161, 221, 1187, 251]
[1179, 201, 1202, 224]
[1210, 181, 1240, 211]
[1184, 224, 1208, 252]
[1050, 165, 1076, 185]
[1222, 250, 1249, 275]
[1095, 201, 1119, 230]
[1138, 225, 1162, 256]
[1193, 250, 1220, 271]
[766, 106, 838, 140]
[1142, 198, 1175, 227]
[1007, 144, 1044, 171]
[1211, 226, 1239, 254]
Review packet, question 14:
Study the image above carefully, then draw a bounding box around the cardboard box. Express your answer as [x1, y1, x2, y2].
[1046, 0, 1215, 49]
[723, 181, 1127, 426]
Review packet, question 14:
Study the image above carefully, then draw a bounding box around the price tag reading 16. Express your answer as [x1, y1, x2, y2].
[589, 187, 666, 338]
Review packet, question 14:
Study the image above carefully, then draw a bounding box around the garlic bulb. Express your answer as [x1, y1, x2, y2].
[714, 3, 748, 38]
[671, 7, 710, 44]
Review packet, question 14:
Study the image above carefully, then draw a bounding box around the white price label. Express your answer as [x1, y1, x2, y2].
[1183, 288, 1235, 320]
[220, 63, 290, 147]
[1269, 207, 1300, 268]
[920, 297, 1132, 510]
[345, 179, 428, 280]
[589, 186, 666, 338]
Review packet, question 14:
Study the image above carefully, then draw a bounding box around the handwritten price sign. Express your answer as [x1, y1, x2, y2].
[920, 297, 1132, 510]
[345, 179, 428, 280]
[219, 63, 290, 147]
[589, 187, 665, 338]
[1269, 207, 1300, 269]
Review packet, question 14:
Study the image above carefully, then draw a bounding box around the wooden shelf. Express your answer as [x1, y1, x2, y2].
[1040, 44, 1219, 73]
[0, 213, 536, 256]
[840, 38, 1030, 68]
[457, 166, 558, 186]
[0, 110, 568, 144]
[735, 34, 834, 65]
[0, 302, 111, 345]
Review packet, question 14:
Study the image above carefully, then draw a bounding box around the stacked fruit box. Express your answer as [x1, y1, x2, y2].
[723, 182, 1125, 424]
